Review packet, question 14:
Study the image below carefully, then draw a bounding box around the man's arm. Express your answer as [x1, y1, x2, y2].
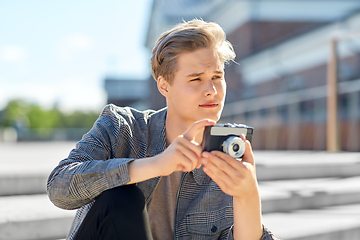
[47, 114, 214, 210]
[47, 105, 137, 210]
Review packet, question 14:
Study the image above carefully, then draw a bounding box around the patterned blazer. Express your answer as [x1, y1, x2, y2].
[47, 104, 276, 240]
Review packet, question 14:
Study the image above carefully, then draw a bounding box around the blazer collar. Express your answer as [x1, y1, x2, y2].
[147, 107, 167, 157]
[192, 166, 209, 185]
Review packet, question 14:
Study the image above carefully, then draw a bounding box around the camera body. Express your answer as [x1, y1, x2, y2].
[201, 123, 254, 158]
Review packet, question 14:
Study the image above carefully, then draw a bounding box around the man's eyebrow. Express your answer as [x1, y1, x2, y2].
[186, 72, 203, 78]
[186, 70, 224, 78]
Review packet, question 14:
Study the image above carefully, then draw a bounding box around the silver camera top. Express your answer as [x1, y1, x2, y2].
[209, 123, 250, 137]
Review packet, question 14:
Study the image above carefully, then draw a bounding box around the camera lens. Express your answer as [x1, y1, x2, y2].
[233, 144, 239, 152]
[222, 136, 245, 158]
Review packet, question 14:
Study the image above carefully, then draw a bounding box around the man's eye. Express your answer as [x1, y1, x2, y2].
[190, 78, 200, 81]
[213, 76, 222, 80]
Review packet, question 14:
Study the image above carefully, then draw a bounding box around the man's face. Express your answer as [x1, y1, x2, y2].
[163, 48, 226, 125]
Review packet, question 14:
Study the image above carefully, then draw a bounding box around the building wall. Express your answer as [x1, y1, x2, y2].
[145, 0, 360, 151]
[227, 21, 326, 60]
[148, 76, 166, 110]
[221, 80, 360, 151]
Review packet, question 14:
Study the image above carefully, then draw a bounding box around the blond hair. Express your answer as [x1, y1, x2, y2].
[151, 19, 235, 84]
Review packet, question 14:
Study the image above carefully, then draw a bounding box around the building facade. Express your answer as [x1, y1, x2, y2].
[143, 0, 360, 151]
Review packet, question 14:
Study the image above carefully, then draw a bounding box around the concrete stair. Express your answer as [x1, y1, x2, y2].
[0, 142, 77, 240]
[255, 151, 360, 240]
[1, 142, 360, 240]
[0, 195, 75, 240]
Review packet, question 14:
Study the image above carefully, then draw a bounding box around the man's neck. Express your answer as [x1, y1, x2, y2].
[165, 112, 204, 145]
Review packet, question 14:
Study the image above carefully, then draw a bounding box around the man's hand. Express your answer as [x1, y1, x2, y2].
[155, 119, 216, 176]
[127, 119, 215, 184]
[201, 134, 263, 240]
[200, 134, 258, 198]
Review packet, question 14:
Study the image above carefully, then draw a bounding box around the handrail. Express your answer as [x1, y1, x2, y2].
[222, 78, 360, 117]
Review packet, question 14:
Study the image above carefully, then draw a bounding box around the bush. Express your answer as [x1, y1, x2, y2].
[0, 99, 99, 130]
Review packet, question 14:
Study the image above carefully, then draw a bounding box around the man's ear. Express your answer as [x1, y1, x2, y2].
[157, 76, 170, 98]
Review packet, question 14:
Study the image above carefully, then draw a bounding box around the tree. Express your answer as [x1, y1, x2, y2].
[0, 99, 99, 129]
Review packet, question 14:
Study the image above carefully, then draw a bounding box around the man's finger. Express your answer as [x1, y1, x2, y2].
[176, 142, 201, 170]
[240, 134, 255, 165]
[183, 119, 216, 141]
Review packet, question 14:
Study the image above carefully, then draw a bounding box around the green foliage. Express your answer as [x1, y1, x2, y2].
[0, 99, 99, 130]
[1, 99, 32, 128]
[59, 110, 100, 128]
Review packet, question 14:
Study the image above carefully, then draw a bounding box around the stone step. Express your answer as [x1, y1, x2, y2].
[2, 197, 360, 240]
[0, 174, 47, 196]
[0, 194, 75, 240]
[2, 176, 360, 240]
[262, 203, 360, 240]
[256, 162, 360, 181]
[2, 161, 360, 196]
[1, 143, 360, 240]
[1, 142, 360, 196]
[255, 151, 360, 181]
[260, 176, 360, 213]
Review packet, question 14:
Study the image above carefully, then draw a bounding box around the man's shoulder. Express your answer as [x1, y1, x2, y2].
[100, 104, 167, 126]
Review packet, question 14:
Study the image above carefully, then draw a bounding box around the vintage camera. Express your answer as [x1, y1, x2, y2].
[201, 123, 254, 158]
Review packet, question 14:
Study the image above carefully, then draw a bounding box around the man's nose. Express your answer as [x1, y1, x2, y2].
[204, 79, 217, 96]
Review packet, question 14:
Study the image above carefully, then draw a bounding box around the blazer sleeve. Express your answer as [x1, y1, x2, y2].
[47, 105, 137, 210]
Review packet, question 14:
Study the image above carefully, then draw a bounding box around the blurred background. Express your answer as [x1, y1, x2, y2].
[1, 1, 360, 240]
[1, 0, 360, 152]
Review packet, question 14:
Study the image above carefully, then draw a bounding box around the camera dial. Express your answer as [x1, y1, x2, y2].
[222, 136, 245, 158]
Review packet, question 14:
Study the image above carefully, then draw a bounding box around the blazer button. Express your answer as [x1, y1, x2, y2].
[211, 225, 217, 233]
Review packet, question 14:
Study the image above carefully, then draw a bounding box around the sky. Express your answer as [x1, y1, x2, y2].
[0, 0, 153, 112]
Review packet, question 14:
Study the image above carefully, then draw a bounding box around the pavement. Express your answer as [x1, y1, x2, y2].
[1, 141, 360, 240]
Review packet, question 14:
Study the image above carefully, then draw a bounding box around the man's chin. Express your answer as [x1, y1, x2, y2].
[197, 111, 222, 122]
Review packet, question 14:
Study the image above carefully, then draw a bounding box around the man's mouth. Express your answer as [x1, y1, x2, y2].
[199, 103, 218, 108]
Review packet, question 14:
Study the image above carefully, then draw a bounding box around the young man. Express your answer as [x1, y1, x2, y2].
[47, 19, 276, 240]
